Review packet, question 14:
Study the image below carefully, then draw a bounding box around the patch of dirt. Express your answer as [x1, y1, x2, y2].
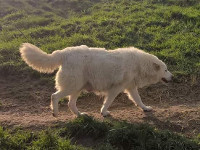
[0, 75, 199, 137]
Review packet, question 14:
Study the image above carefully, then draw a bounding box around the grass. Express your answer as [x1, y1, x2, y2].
[0, 0, 199, 78]
[0, 116, 199, 150]
[0, 126, 86, 150]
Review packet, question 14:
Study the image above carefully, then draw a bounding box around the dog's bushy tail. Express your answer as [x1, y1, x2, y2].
[20, 43, 62, 73]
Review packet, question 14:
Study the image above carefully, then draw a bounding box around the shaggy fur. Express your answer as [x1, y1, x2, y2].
[20, 43, 172, 117]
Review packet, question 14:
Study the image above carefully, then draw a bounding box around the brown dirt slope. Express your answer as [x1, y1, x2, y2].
[0, 75, 199, 137]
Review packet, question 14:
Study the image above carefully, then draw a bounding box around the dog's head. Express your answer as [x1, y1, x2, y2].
[153, 62, 173, 84]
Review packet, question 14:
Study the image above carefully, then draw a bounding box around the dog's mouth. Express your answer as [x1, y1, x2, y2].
[161, 78, 168, 83]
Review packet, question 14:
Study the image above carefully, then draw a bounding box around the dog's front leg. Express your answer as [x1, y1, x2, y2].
[127, 88, 153, 112]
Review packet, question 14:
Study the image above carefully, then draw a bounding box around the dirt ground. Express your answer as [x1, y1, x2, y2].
[0, 75, 199, 137]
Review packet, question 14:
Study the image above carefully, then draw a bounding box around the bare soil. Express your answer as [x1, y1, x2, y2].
[0, 75, 199, 137]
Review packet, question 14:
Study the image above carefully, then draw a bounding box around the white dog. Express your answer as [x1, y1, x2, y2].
[20, 43, 172, 117]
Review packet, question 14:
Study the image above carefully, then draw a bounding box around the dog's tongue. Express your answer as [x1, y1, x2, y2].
[162, 78, 168, 83]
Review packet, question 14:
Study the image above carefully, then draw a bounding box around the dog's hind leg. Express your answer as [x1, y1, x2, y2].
[50, 91, 68, 117]
[68, 92, 81, 116]
[126, 88, 153, 112]
[101, 87, 122, 117]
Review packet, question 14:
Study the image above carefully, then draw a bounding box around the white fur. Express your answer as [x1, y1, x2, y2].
[20, 43, 172, 117]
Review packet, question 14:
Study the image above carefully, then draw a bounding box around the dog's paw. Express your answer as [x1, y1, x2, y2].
[78, 112, 89, 117]
[142, 106, 153, 112]
[52, 112, 58, 117]
[52, 108, 59, 117]
[101, 111, 111, 117]
[50, 104, 53, 110]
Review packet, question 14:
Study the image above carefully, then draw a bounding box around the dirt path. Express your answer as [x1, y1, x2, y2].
[0, 75, 199, 137]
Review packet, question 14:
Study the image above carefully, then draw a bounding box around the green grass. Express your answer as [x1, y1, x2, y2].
[0, 116, 199, 150]
[0, 126, 86, 150]
[0, 0, 199, 78]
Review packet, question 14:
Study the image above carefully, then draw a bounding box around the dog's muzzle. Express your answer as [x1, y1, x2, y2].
[161, 75, 173, 83]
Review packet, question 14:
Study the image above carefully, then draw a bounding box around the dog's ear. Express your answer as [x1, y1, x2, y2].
[153, 63, 160, 71]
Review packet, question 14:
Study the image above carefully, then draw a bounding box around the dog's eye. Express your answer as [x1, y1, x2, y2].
[165, 70, 167, 72]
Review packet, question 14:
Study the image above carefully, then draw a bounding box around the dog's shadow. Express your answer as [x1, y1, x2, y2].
[103, 111, 184, 134]
[143, 111, 184, 133]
